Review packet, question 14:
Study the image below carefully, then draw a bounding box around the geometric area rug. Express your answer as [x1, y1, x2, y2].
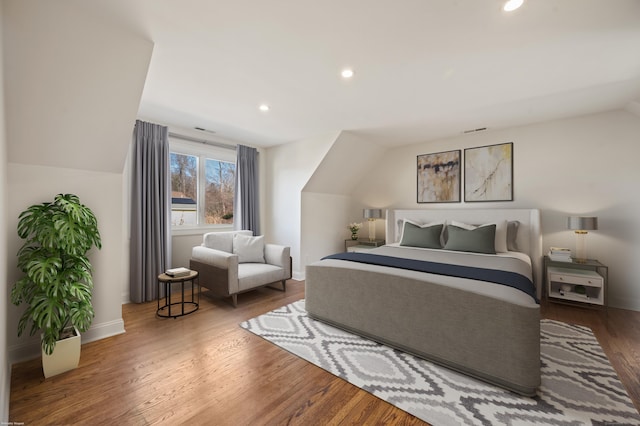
[240, 300, 640, 426]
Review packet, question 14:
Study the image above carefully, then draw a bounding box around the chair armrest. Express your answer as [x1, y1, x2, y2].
[265, 244, 290, 272]
[192, 246, 238, 270]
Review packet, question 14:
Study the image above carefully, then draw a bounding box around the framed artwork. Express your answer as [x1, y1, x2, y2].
[464, 142, 513, 202]
[417, 150, 461, 203]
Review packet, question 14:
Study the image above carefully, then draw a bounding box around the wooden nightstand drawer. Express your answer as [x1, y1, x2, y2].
[548, 271, 603, 288]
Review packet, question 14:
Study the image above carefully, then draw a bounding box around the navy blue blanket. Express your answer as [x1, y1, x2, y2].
[322, 252, 538, 303]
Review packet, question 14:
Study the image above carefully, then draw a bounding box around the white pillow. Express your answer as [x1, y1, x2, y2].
[449, 220, 508, 253]
[233, 234, 265, 263]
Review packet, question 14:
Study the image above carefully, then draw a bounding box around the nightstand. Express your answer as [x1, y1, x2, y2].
[345, 239, 385, 253]
[544, 256, 608, 308]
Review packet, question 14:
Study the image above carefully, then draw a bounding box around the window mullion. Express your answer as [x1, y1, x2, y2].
[198, 154, 206, 225]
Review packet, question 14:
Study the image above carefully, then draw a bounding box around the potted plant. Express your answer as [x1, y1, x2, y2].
[11, 193, 102, 377]
[348, 222, 362, 240]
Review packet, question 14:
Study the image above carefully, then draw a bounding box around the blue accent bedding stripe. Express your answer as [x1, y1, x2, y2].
[322, 252, 538, 303]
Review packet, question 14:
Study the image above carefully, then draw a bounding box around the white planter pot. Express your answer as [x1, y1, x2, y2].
[42, 327, 81, 378]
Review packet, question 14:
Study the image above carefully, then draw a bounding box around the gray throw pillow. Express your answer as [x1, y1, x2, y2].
[444, 225, 496, 254]
[399, 222, 443, 249]
[507, 221, 520, 251]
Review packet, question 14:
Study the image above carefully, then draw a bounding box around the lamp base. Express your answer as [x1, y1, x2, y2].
[368, 219, 376, 241]
[575, 230, 588, 262]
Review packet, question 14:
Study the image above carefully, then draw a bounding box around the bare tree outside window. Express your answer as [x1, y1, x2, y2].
[205, 158, 235, 224]
[170, 152, 235, 226]
[171, 153, 197, 200]
[170, 153, 198, 226]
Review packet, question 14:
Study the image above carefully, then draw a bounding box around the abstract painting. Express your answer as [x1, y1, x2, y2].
[417, 150, 461, 203]
[464, 142, 513, 202]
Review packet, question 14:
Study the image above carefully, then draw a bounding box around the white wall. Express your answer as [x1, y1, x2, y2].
[6, 165, 127, 362]
[3, 0, 153, 364]
[299, 131, 386, 275]
[351, 110, 640, 311]
[265, 132, 340, 279]
[301, 192, 352, 267]
[0, 2, 9, 419]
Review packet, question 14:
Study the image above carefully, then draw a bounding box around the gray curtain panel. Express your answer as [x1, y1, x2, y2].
[129, 120, 171, 303]
[233, 145, 260, 235]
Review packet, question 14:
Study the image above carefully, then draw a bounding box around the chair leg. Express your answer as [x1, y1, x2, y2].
[267, 280, 287, 292]
[231, 294, 238, 308]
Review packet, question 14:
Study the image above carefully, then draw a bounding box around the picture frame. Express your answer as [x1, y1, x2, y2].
[464, 142, 513, 202]
[417, 150, 461, 203]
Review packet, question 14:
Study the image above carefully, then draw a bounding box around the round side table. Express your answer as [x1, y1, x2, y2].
[157, 270, 199, 318]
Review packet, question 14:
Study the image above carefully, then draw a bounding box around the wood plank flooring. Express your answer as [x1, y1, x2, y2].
[9, 280, 640, 425]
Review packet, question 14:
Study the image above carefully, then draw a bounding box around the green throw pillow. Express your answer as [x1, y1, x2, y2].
[399, 222, 443, 249]
[444, 225, 496, 254]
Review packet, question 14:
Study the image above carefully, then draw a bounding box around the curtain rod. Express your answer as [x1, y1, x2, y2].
[168, 132, 237, 151]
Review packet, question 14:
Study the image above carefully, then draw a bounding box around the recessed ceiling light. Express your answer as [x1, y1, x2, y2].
[259, 104, 270, 112]
[341, 68, 354, 79]
[503, 0, 523, 12]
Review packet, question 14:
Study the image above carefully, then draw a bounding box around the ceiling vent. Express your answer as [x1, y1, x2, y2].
[462, 127, 487, 134]
[194, 127, 216, 134]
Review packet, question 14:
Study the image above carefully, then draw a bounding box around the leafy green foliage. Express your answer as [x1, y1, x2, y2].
[11, 194, 101, 355]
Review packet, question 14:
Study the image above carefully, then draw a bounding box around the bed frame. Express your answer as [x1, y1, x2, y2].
[305, 208, 542, 396]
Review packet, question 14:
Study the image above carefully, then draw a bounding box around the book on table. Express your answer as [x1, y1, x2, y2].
[165, 267, 191, 277]
[548, 248, 572, 262]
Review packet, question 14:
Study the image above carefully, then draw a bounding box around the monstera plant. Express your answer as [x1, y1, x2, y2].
[11, 193, 102, 356]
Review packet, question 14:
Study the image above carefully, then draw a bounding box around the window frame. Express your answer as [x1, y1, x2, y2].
[169, 137, 237, 235]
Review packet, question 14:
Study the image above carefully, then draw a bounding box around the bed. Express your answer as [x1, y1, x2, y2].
[305, 208, 542, 396]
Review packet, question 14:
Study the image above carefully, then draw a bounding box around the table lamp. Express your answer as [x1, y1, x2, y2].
[567, 216, 598, 262]
[363, 209, 382, 241]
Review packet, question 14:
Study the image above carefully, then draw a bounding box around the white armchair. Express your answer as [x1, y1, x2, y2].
[190, 230, 291, 307]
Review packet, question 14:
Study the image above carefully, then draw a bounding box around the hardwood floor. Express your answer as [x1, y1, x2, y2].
[9, 281, 640, 425]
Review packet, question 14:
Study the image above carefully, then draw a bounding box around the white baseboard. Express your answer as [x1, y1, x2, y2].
[81, 319, 126, 344]
[1, 361, 9, 424]
[292, 271, 305, 281]
[8, 318, 126, 365]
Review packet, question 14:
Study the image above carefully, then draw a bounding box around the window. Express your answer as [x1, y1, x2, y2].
[169, 138, 236, 229]
[204, 158, 235, 224]
[170, 152, 198, 226]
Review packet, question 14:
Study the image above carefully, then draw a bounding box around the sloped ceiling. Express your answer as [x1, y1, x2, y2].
[3, 0, 153, 173]
[75, 0, 640, 148]
[303, 131, 385, 196]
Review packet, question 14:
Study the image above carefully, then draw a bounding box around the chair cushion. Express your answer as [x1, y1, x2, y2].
[233, 234, 265, 263]
[238, 263, 286, 291]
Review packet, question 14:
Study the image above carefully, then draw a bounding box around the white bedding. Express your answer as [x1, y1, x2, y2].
[386, 208, 543, 299]
[322, 244, 538, 307]
[385, 242, 533, 266]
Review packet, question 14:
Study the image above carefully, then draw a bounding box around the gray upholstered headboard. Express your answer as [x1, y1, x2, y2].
[385, 208, 543, 299]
